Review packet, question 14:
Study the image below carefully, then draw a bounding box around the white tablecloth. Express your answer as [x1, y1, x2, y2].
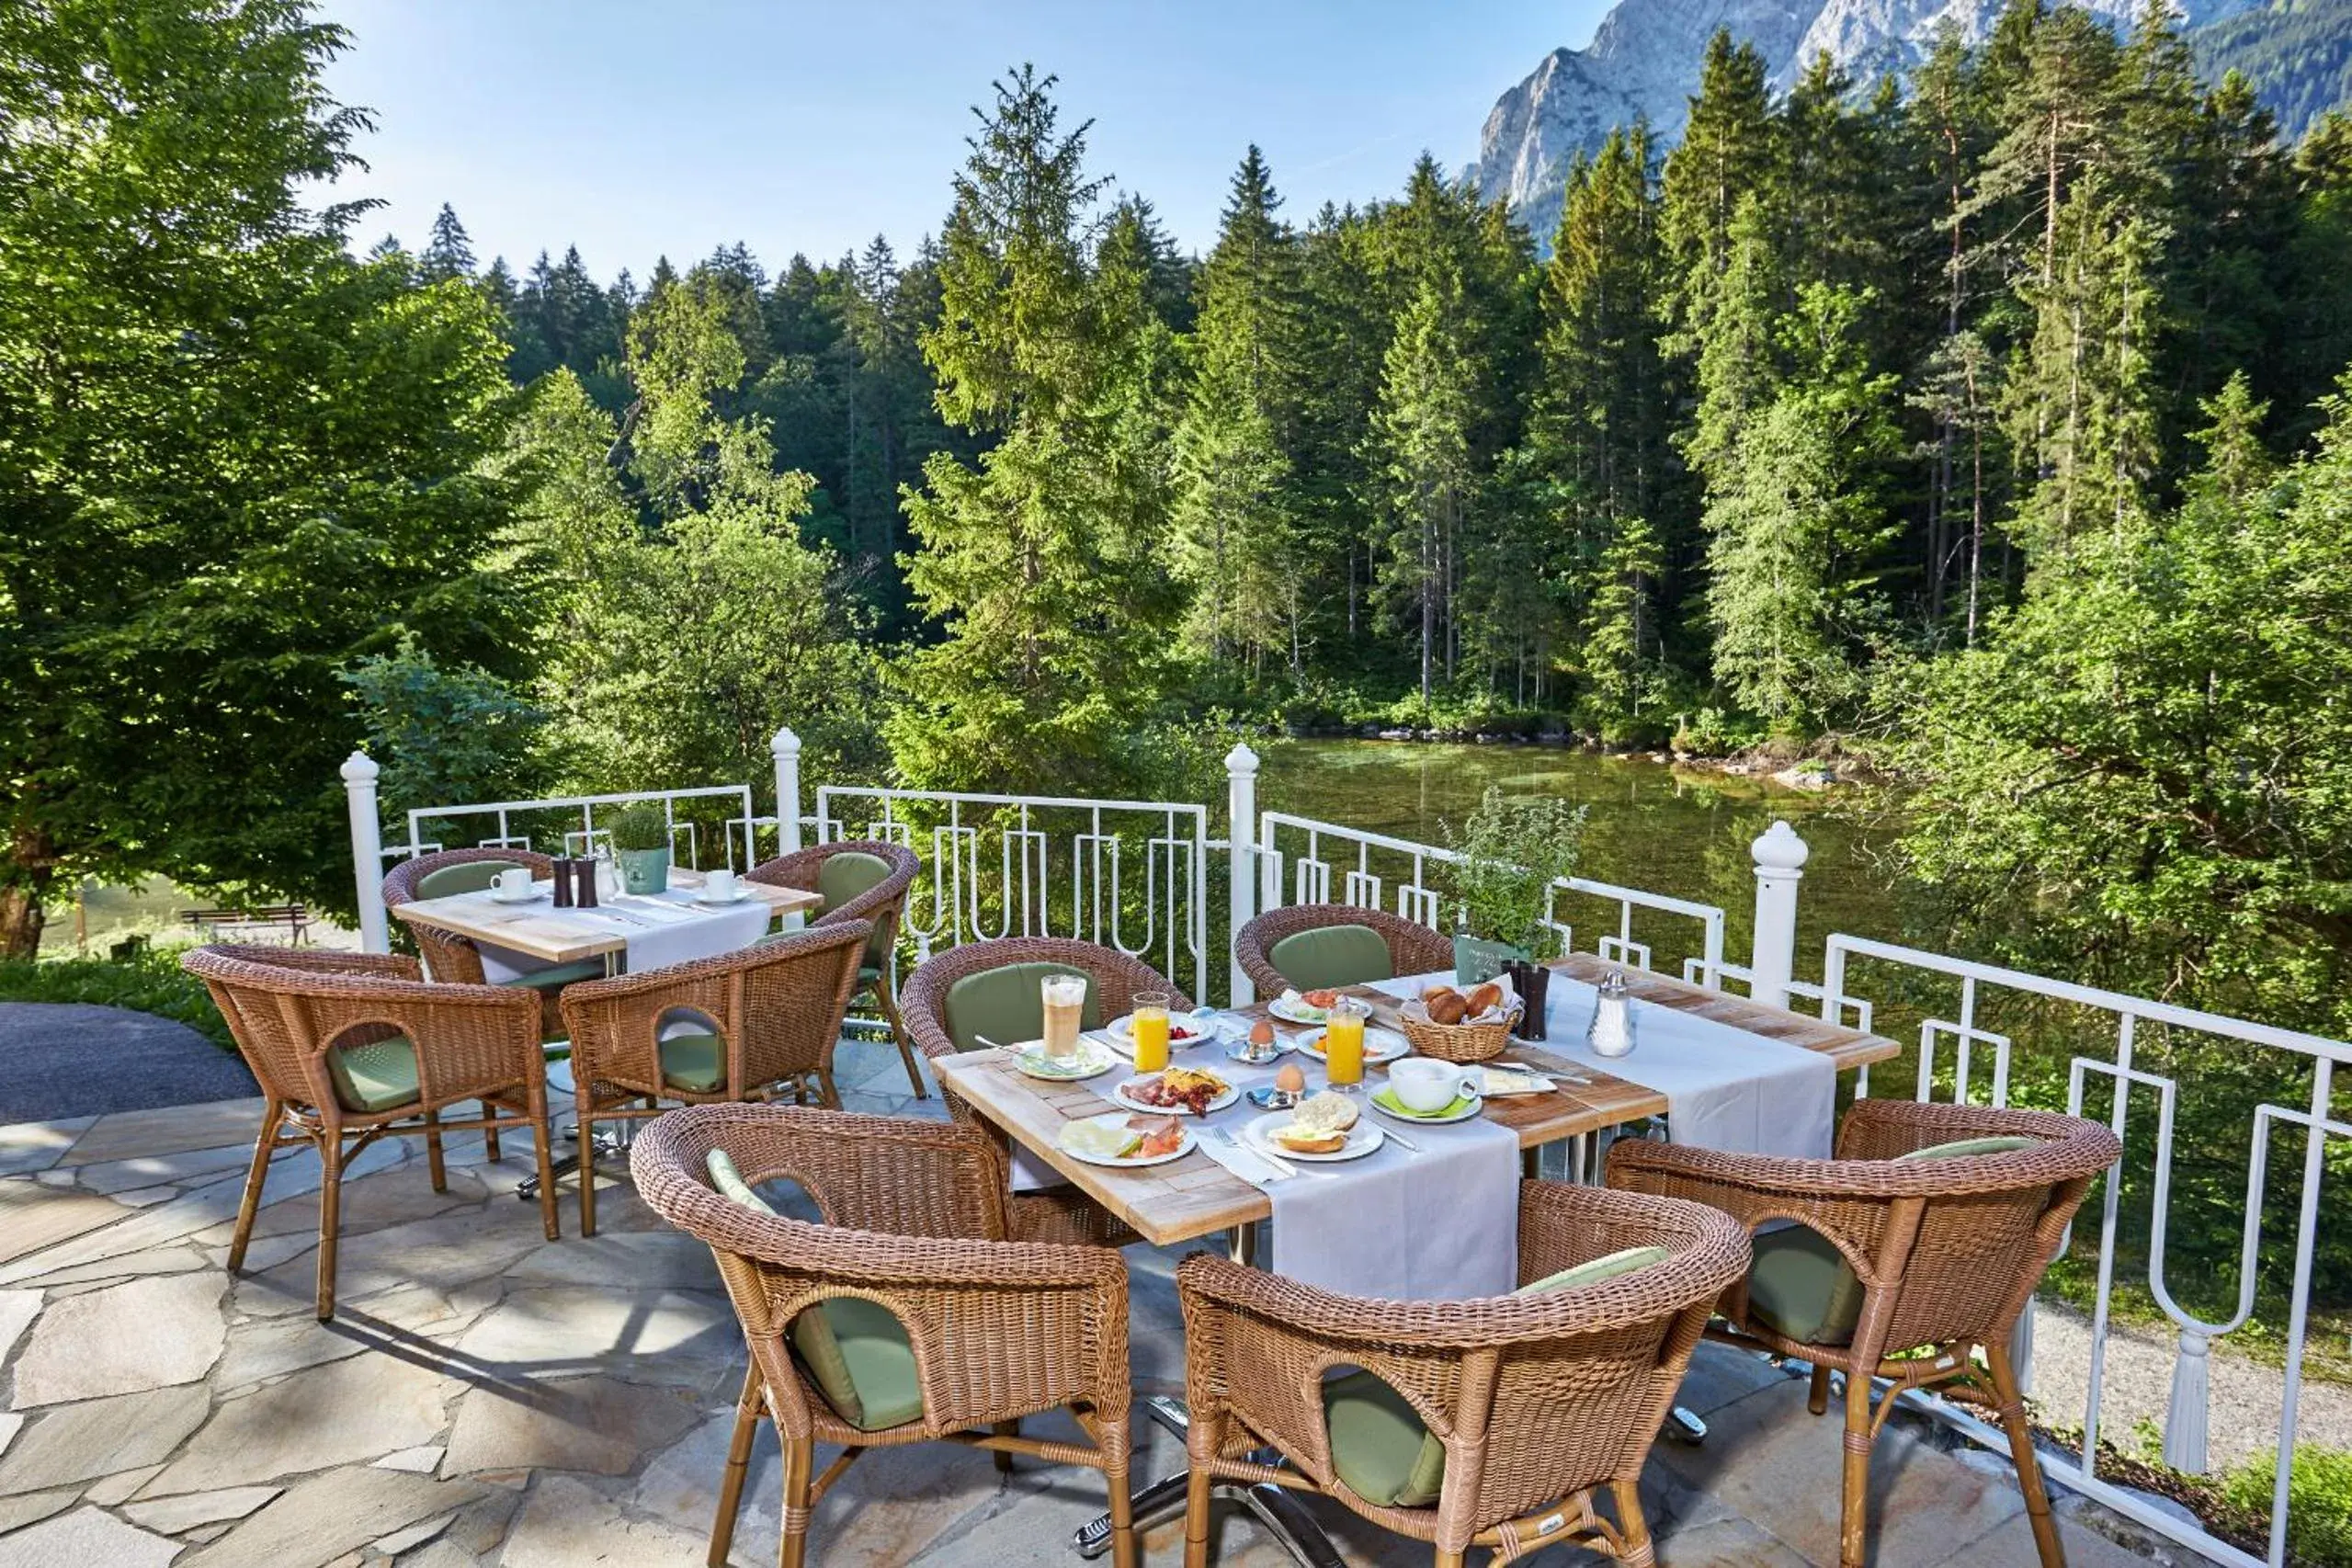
[1379, 968, 1836, 1159]
[471, 887, 774, 982]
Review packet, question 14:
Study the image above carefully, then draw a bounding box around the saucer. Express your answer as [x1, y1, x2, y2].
[691, 885, 754, 904]
[487, 886, 546, 905]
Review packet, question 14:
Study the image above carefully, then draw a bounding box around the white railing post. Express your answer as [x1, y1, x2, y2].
[771, 727, 802, 854]
[1749, 821, 1809, 1011]
[341, 751, 389, 954]
[1225, 743, 1259, 1007]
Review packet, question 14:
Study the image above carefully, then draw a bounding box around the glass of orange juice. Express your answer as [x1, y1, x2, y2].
[1131, 992, 1172, 1074]
[1323, 998, 1369, 1089]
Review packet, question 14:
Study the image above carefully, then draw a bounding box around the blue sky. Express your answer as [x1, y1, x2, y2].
[318, 1, 1610, 284]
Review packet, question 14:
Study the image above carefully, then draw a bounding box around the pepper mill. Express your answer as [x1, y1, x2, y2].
[574, 856, 599, 908]
[551, 858, 574, 907]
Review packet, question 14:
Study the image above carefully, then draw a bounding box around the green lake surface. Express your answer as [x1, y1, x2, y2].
[1257, 739, 1906, 982]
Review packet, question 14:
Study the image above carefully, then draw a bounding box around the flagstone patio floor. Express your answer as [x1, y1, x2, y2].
[0, 1036, 2221, 1567]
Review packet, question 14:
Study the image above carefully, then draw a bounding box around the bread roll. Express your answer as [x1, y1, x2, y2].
[1292, 1090, 1358, 1134]
[1425, 990, 1468, 1025]
[1464, 981, 1505, 1017]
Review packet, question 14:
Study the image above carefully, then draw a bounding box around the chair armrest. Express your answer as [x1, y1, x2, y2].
[192, 945, 423, 983]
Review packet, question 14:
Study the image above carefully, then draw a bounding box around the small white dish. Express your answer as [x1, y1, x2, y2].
[1293, 1025, 1410, 1066]
[1244, 1109, 1385, 1164]
[1267, 995, 1330, 1026]
[691, 884, 755, 905]
[487, 886, 548, 905]
[1110, 1073, 1241, 1118]
[1055, 1111, 1196, 1169]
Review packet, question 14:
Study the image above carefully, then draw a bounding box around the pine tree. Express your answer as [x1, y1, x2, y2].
[1370, 269, 1477, 709]
[890, 66, 1185, 794]
[1173, 147, 1303, 672]
[1661, 31, 1776, 327]
[420, 202, 475, 281]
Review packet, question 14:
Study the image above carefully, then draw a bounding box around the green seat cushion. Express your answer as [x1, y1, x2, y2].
[659, 1030, 726, 1093]
[1748, 1225, 1867, 1346]
[326, 1035, 421, 1114]
[1893, 1135, 2041, 1163]
[415, 858, 524, 902]
[1519, 1244, 1672, 1296]
[820, 851, 898, 967]
[1324, 1371, 1449, 1507]
[1267, 924, 1393, 992]
[497, 957, 605, 994]
[702, 1150, 921, 1431]
[1319, 1244, 1671, 1510]
[940, 961, 1102, 1054]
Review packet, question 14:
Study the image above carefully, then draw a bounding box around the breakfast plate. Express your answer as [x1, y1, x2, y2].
[1369, 1085, 1484, 1124]
[1055, 1111, 1196, 1169]
[1111, 1068, 1239, 1117]
[1104, 1012, 1216, 1049]
[1267, 992, 1336, 1026]
[1243, 1108, 1385, 1164]
[1006, 1039, 1119, 1082]
[1293, 1025, 1411, 1066]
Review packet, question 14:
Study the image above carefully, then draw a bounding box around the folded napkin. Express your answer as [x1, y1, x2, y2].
[1192, 1131, 1288, 1187]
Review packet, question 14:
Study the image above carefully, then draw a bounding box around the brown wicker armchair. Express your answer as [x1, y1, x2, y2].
[1176, 1180, 1749, 1567]
[631, 1104, 1138, 1568]
[557, 920, 869, 1234]
[382, 846, 599, 1040]
[746, 840, 925, 1098]
[1233, 903, 1454, 1002]
[1607, 1099, 2123, 1568]
[182, 944, 559, 1320]
[900, 937, 1194, 1249]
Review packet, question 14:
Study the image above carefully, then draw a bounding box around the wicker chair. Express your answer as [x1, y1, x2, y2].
[1607, 1100, 2123, 1568]
[900, 937, 1193, 1249]
[382, 846, 598, 1041]
[746, 840, 926, 1098]
[557, 920, 870, 1234]
[1233, 903, 1454, 1002]
[181, 944, 559, 1320]
[1176, 1180, 1749, 1566]
[631, 1104, 1138, 1568]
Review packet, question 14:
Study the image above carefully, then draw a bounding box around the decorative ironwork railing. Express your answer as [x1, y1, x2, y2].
[812, 785, 1214, 1007]
[1821, 933, 2350, 1568]
[384, 784, 766, 872]
[1253, 810, 1728, 982]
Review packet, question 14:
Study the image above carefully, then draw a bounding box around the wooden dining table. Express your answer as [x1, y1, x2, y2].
[932, 951, 1898, 1253]
[388, 866, 823, 970]
[934, 952, 1900, 1565]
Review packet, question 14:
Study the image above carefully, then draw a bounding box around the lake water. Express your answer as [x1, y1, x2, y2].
[1257, 739, 1905, 981]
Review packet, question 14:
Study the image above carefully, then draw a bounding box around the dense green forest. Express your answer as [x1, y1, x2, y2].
[2195, 0, 2352, 138]
[6, 0, 2351, 1050]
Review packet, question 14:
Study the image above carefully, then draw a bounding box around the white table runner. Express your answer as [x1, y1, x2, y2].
[472, 888, 774, 982]
[1380, 969, 1835, 1159]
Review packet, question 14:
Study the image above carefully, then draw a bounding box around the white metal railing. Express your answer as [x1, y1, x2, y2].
[812, 784, 1213, 1006]
[388, 784, 765, 872]
[1820, 932, 2351, 1568]
[1254, 810, 1728, 983]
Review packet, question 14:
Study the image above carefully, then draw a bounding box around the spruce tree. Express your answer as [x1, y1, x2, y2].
[1370, 269, 1476, 709]
[421, 202, 475, 281]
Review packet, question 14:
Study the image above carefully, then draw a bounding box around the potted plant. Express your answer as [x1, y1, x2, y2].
[1445, 787, 1589, 983]
[607, 802, 673, 895]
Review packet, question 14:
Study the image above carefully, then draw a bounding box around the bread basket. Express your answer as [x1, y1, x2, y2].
[1395, 999, 1515, 1063]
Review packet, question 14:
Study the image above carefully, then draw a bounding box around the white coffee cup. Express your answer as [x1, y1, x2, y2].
[1387, 1056, 1478, 1114]
[494, 868, 531, 898]
[701, 868, 736, 902]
